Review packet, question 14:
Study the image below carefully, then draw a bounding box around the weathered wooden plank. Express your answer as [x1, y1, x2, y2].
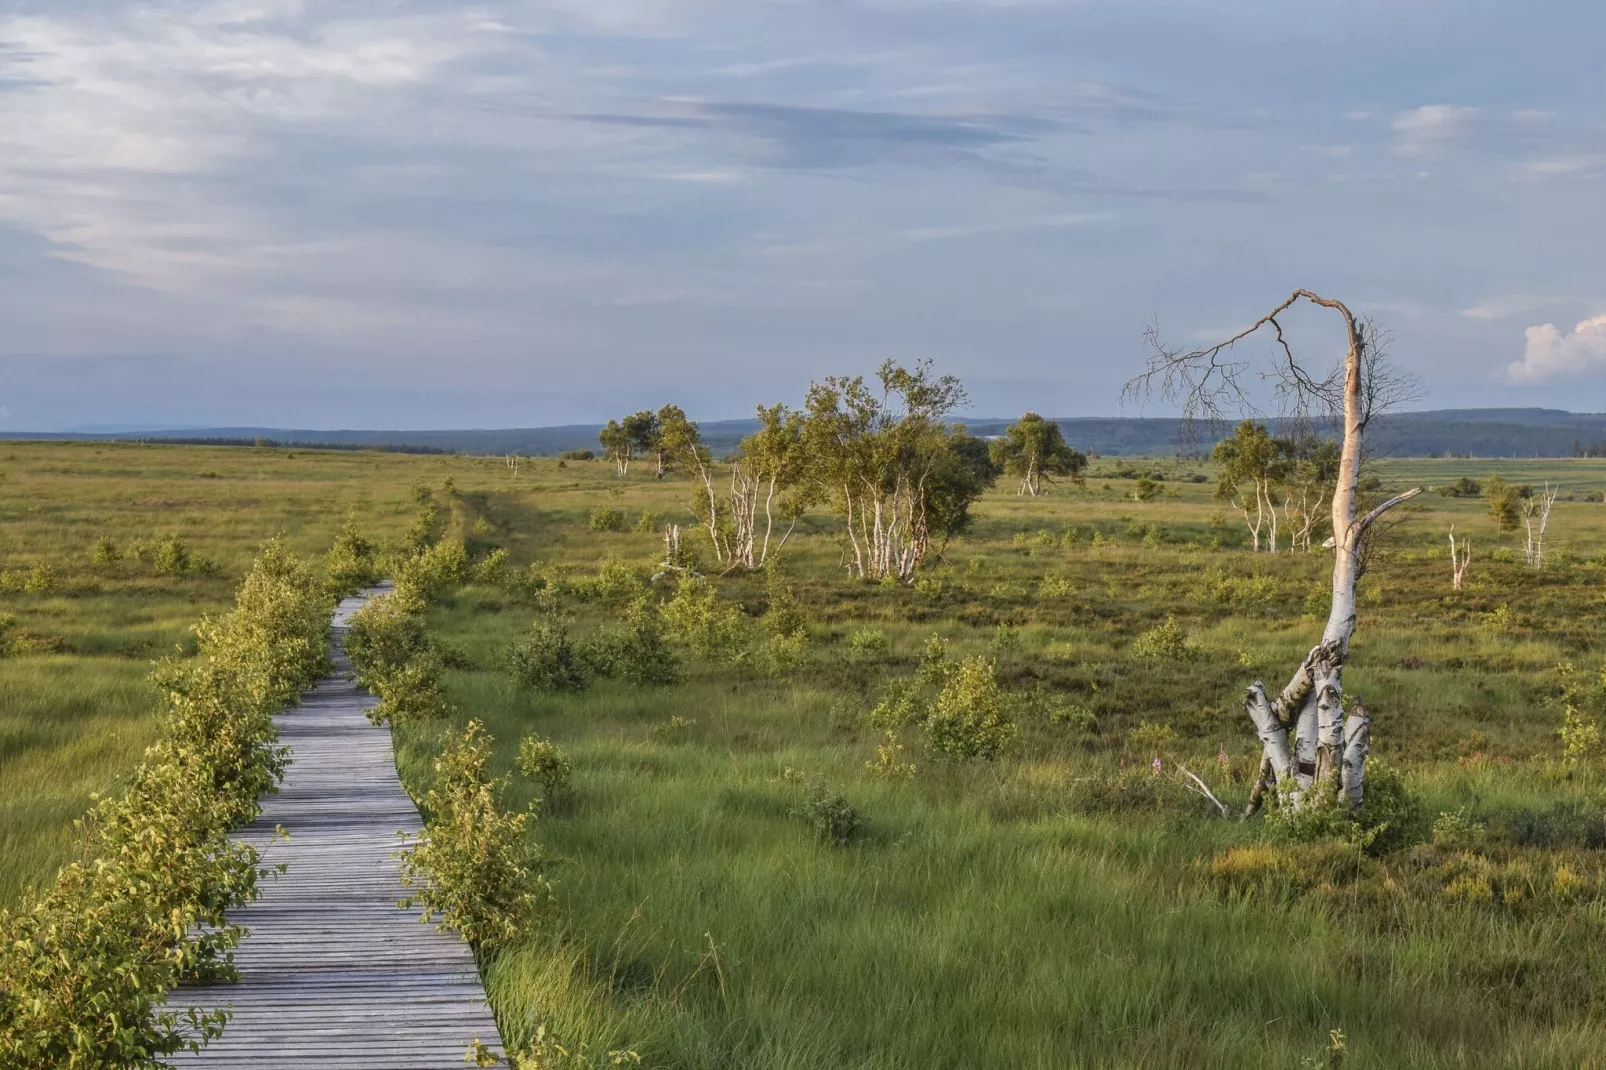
[174, 588, 504, 1069]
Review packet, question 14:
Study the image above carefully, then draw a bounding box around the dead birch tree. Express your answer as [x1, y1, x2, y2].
[1449, 526, 1471, 591]
[1523, 482, 1558, 570]
[1127, 290, 1419, 812]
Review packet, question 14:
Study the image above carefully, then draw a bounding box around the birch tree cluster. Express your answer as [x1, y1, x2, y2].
[1211, 419, 1341, 553]
[597, 360, 1007, 582]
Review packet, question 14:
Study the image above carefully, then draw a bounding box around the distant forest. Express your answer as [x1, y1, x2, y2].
[11, 408, 1606, 459]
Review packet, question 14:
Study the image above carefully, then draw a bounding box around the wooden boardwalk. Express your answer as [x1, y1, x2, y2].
[176, 588, 504, 1068]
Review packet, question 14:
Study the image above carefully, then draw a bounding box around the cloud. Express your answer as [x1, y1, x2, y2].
[1508, 316, 1606, 383]
[1390, 104, 1477, 156]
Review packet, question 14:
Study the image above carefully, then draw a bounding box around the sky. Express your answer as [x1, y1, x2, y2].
[1, 0, 1603, 431]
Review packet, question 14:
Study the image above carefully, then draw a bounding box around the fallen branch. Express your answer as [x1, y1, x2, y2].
[1178, 765, 1229, 818]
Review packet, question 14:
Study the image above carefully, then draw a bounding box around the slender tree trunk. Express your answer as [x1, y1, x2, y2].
[1243, 303, 1420, 813]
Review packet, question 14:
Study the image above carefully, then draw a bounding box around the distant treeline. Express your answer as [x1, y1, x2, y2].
[10, 407, 1606, 459]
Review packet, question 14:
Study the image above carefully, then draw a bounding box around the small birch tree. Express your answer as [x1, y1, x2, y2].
[989, 413, 1087, 496]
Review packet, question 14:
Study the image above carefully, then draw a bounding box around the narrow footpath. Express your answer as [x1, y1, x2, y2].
[176, 587, 504, 1069]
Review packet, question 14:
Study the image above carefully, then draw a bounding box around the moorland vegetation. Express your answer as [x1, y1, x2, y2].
[4, 362, 1606, 1065]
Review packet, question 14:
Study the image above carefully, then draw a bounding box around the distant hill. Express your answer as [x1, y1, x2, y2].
[10, 408, 1606, 459]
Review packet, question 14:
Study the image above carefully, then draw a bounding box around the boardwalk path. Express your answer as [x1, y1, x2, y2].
[177, 588, 504, 1069]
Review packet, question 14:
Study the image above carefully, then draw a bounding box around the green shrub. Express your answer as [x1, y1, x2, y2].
[848, 628, 891, 657]
[398, 720, 548, 952]
[558, 449, 595, 461]
[763, 566, 807, 640]
[649, 715, 695, 744]
[1131, 616, 1200, 661]
[152, 533, 192, 576]
[508, 621, 588, 692]
[369, 656, 453, 726]
[790, 778, 863, 846]
[634, 510, 662, 534]
[589, 507, 628, 533]
[90, 537, 120, 567]
[323, 512, 379, 596]
[516, 736, 573, 801]
[395, 539, 468, 601]
[616, 596, 681, 685]
[925, 656, 1017, 760]
[472, 548, 511, 587]
[663, 576, 750, 662]
[346, 593, 430, 692]
[0, 539, 328, 1067]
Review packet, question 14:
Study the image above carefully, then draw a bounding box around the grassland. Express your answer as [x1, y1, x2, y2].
[5, 440, 1606, 1067]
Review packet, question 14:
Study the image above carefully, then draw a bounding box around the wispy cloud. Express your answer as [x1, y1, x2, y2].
[1390, 104, 1478, 156]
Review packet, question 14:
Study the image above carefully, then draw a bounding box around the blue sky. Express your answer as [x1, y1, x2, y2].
[1, 0, 1602, 430]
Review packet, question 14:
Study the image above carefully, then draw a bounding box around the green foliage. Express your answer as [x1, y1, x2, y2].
[346, 592, 430, 692]
[516, 736, 573, 801]
[589, 507, 628, 533]
[866, 731, 917, 780]
[150, 533, 194, 576]
[615, 596, 680, 686]
[789, 776, 863, 846]
[347, 589, 451, 724]
[1127, 720, 1179, 755]
[395, 538, 468, 602]
[0, 539, 328, 1068]
[399, 720, 548, 952]
[557, 449, 595, 462]
[663, 576, 750, 662]
[848, 628, 891, 657]
[370, 656, 453, 726]
[649, 715, 696, 744]
[90, 537, 120, 567]
[1131, 616, 1200, 661]
[989, 412, 1084, 495]
[1484, 475, 1521, 532]
[323, 511, 380, 596]
[509, 620, 589, 692]
[925, 656, 1017, 760]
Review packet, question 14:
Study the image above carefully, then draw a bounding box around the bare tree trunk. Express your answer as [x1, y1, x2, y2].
[1236, 295, 1420, 813]
[1523, 483, 1558, 569]
[1449, 526, 1471, 590]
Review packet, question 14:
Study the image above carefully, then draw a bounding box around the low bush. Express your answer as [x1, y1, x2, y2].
[0, 539, 329, 1068]
[848, 628, 891, 658]
[664, 576, 749, 662]
[1131, 616, 1200, 661]
[323, 511, 380, 596]
[589, 507, 628, 533]
[516, 736, 573, 801]
[508, 620, 589, 692]
[789, 777, 863, 846]
[398, 720, 548, 953]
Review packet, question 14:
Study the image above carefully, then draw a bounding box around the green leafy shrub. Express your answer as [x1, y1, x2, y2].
[866, 731, 917, 779]
[369, 656, 453, 726]
[323, 511, 379, 596]
[1131, 616, 1200, 661]
[0, 539, 328, 1068]
[516, 736, 573, 801]
[616, 595, 681, 685]
[473, 548, 511, 587]
[849, 628, 891, 657]
[925, 656, 1017, 760]
[346, 592, 430, 692]
[558, 449, 595, 461]
[398, 720, 548, 952]
[663, 576, 750, 662]
[589, 507, 628, 533]
[90, 537, 120, 567]
[508, 620, 588, 692]
[649, 715, 696, 744]
[395, 538, 468, 602]
[152, 533, 192, 576]
[790, 778, 863, 846]
[634, 510, 662, 534]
